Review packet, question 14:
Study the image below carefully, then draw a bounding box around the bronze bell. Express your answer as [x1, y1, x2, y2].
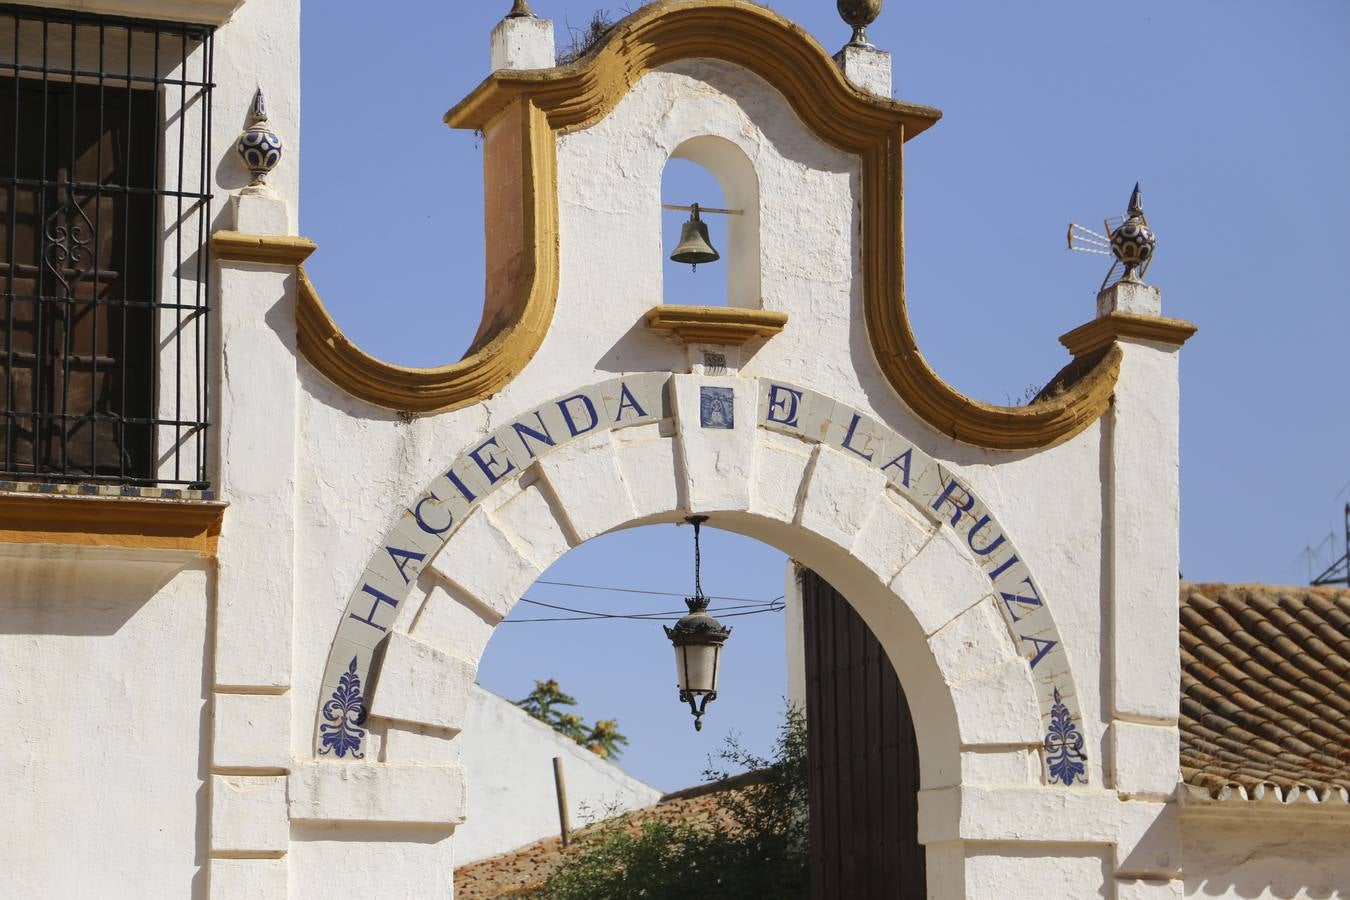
[670, 203, 720, 269]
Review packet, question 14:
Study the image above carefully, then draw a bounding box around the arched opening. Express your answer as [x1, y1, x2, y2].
[453, 521, 925, 898]
[661, 136, 761, 309]
[315, 376, 1083, 898]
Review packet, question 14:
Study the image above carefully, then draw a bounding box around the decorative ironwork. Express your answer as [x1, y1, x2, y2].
[838, 0, 884, 48]
[43, 185, 97, 296]
[1044, 687, 1087, 785]
[0, 4, 215, 487]
[319, 657, 369, 759]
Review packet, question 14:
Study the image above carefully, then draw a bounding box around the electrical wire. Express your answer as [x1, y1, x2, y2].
[534, 578, 770, 604]
[501, 594, 787, 624]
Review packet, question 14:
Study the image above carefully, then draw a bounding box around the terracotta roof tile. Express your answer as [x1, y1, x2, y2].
[1180, 583, 1350, 806]
[452, 772, 761, 899]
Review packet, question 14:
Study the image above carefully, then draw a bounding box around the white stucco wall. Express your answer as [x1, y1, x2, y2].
[8, 3, 1344, 899]
[453, 686, 661, 865]
[2, 552, 211, 899]
[1183, 819, 1350, 899]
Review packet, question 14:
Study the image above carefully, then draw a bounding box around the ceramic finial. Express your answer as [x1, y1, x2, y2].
[837, 0, 883, 48]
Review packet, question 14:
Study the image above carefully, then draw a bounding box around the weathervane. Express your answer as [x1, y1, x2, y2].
[837, 0, 884, 48]
[1068, 183, 1158, 291]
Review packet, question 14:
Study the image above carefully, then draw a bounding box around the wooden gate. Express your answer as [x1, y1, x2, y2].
[801, 568, 926, 899]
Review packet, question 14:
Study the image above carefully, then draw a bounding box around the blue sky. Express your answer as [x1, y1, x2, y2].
[301, 1, 1350, 791]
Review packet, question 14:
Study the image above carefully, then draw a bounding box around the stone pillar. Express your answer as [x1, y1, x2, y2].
[209, 186, 301, 900]
[1098, 281, 1182, 761]
[1053, 279, 1195, 896]
[491, 14, 555, 72]
[833, 44, 892, 98]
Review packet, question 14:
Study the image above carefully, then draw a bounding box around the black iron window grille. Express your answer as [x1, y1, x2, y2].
[1, 4, 213, 488]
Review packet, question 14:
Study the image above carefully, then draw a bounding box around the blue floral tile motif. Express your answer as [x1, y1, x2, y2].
[1045, 687, 1087, 785]
[318, 657, 368, 759]
[700, 387, 734, 429]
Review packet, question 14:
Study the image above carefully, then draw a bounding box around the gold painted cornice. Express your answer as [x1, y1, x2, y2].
[213, 232, 317, 267]
[1060, 313, 1199, 358]
[0, 493, 226, 555]
[284, 0, 1129, 448]
[444, 1, 942, 142]
[645, 305, 789, 346]
[290, 101, 558, 414]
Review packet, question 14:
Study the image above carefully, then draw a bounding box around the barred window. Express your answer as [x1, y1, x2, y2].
[0, 4, 213, 487]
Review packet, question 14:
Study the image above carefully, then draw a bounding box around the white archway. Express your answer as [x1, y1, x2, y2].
[312, 374, 1087, 796]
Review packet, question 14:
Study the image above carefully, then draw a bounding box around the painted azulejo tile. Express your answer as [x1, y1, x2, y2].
[700, 386, 735, 429]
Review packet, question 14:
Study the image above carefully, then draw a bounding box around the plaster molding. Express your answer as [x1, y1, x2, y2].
[644, 304, 789, 346]
[444, 0, 1124, 450]
[212, 231, 317, 267]
[0, 492, 226, 555]
[1060, 312, 1198, 358]
[29, 0, 245, 25]
[291, 101, 558, 415]
[1179, 782, 1350, 821]
[282, 1, 1127, 446]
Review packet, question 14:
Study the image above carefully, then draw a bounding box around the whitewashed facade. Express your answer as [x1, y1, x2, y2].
[2, 1, 1346, 898]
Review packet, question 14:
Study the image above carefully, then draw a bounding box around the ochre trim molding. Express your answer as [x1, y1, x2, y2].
[0, 493, 227, 555]
[1059, 313, 1199, 358]
[290, 101, 558, 415]
[444, 2, 942, 141]
[645, 305, 789, 346]
[213, 232, 318, 267]
[285, 0, 1131, 448]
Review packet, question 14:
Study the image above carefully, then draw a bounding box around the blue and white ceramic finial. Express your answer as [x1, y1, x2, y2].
[236, 88, 284, 186]
[1127, 182, 1144, 218]
[1111, 182, 1156, 283]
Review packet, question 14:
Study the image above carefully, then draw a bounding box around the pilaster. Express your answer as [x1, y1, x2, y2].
[1078, 281, 1193, 807]
[490, 14, 555, 72]
[833, 44, 893, 97]
[209, 187, 305, 893]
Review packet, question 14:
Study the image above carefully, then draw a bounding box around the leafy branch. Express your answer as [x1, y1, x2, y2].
[515, 678, 630, 760]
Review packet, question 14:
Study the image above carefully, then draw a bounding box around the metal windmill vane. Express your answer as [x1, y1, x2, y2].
[1068, 183, 1158, 291]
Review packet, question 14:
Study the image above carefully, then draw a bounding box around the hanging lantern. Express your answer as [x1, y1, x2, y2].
[669, 203, 721, 270]
[664, 515, 731, 731]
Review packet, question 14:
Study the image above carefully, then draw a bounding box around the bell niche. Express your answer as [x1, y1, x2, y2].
[661, 136, 761, 309]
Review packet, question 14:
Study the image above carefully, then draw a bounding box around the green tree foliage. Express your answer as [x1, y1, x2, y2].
[515, 679, 630, 760]
[533, 707, 809, 899]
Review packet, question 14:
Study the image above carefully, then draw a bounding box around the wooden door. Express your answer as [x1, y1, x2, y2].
[801, 568, 925, 900]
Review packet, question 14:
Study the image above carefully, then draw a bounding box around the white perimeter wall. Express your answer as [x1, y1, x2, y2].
[454, 686, 662, 865]
[1183, 819, 1350, 899]
[2, 552, 211, 899]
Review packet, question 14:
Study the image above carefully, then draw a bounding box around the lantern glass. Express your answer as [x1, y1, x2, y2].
[675, 640, 722, 695]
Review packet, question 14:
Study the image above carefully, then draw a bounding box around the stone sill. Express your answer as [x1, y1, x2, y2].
[644, 304, 789, 346]
[33, 0, 247, 26]
[0, 489, 227, 556]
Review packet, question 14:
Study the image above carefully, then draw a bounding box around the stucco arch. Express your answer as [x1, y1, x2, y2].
[313, 375, 1088, 792]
